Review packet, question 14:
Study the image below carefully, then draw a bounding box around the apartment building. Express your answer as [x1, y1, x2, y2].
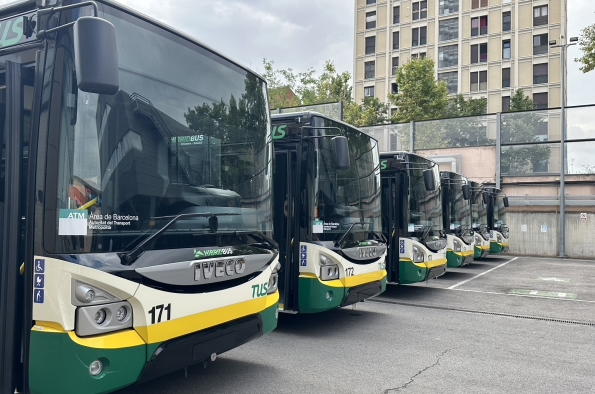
[353, 0, 567, 114]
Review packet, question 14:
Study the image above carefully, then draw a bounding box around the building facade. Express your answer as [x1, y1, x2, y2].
[353, 0, 567, 114]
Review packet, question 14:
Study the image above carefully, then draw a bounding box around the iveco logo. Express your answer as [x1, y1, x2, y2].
[358, 247, 377, 259]
[194, 258, 246, 281]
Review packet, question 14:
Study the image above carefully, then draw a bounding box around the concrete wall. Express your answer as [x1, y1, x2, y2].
[507, 212, 595, 259]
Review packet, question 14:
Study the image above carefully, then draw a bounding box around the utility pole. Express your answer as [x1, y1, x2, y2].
[549, 36, 578, 258]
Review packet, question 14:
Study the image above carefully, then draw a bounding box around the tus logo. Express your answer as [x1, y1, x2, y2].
[252, 283, 269, 298]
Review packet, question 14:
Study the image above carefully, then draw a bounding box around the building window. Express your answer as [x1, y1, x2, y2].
[364, 61, 375, 79]
[391, 82, 399, 94]
[439, 0, 459, 15]
[471, 43, 488, 63]
[366, 11, 377, 29]
[412, 1, 428, 21]
[502, 40, 511, 59]
[502, 96, 511, 112]
[439, 18, 459, 42]
[471, 16, 488, 37]
[412, 27, 427, 46]
[470, 71, 487, 92]
[393, 6, 400, 24]
[533, 34, 548, 55]
[438, 71, 458, 94]
[438, 45, 458, 68]
[533, 92, 548, 110]
[471, 0, 488, 9]
[502, 67, 510, 88]
[393, 31, 400, 50]
[366, 0, 376, 5]
[365, 36, 376, 55]
[411, 52, 426, 60]
[533, 5, 548, 26]
[533, 63, 548, 84]
[502, 11, 511, 31]
[392, 57, 399, 76]
[364, 86, 375, 97]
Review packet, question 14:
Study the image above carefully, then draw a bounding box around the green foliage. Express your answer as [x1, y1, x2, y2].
[509, 88, 535, 111]
[575, 23, 595, 73]
[447, 95, 487, 117]
[343, 97, 389, 127]
[263, 59, 352, 109]
[389, 58, 450, 123]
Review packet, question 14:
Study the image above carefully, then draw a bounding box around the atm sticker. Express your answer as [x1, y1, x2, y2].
[313, 220, 323, 233]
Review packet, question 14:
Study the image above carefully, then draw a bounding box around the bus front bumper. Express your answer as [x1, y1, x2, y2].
[341, 278, 387, 307]
[29, 301, 278, 394]
[446, 250, 474, 268]
[399, 258, 447, 284]
[474, 244, 490, 259]
[490, 241, 510, 254]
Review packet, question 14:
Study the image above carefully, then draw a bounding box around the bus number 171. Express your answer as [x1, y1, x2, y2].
[148, 303, 171, 324]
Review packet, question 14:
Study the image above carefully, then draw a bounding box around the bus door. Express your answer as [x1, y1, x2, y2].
[0, 60, 35, 393]
[273, 149, 299, 312]
[382, 173, 398, 283]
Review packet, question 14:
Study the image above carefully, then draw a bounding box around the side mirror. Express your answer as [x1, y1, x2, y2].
[482, 190, 489, 204]
[462, 184, 471, 200]
[503, 196, 509, 207]
[423, 169, 436, 191]
[332, 136, 350, 171]
[74, 17, 120, 94]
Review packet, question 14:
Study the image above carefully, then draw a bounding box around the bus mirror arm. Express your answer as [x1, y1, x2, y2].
[120, 212, 240, 265]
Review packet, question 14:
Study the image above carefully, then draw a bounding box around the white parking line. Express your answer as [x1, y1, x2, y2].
[447, 257, 519, 290]
[452, 288, 595, 303]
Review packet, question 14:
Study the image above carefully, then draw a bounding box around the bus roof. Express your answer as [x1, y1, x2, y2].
[0, 0, 34, 15]
[271, 110, 377, 141]
[0, 0, 265, 83]
[380, 151, 439, 167]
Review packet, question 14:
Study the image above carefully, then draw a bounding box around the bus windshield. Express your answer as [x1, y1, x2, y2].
[307, 117, 382, 245]
[471, 186, 488, 232]
[493, 195, 508, 232]
[44, 4, 272, 254]
[447, 177, 471, 234]
[408, 162, 443, 239]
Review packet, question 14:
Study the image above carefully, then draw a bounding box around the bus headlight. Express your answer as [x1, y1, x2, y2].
[267, 273, 278, 294]
[76, 301, 133, 337]
[72, 280, 119, 306]
[319, 254, 339, 280]
[412, 246, 424, 263]
[497, 234, 503, 243]
[475, 236, 482, 246]
[453, 240, 461, 253]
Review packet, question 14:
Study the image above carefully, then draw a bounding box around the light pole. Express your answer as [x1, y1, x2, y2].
[549, 37, 578, 258]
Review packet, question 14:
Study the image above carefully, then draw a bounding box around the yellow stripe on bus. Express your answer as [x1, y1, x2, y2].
[136, 292, 279, 344]
[33, 293, 279, 348]
[342, 270, 386, 288]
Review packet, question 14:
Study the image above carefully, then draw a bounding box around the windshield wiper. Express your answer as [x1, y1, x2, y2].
[121, 212, 239, 265]
[334, 221, 372, 248]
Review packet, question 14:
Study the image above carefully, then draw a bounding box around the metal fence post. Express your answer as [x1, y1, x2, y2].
[409, 121, 414, 153]
[496, 112, 501, 190]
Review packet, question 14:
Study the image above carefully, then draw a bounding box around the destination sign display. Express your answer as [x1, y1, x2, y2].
[0, 12, 36, 50]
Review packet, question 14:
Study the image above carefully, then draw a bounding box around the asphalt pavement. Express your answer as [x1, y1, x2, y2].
[117, 256, 595, 394]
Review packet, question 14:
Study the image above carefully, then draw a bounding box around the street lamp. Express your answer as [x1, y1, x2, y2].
[549, 36, 578, 258]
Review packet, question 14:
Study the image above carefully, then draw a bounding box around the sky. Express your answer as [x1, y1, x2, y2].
[0, 0, 593, 105]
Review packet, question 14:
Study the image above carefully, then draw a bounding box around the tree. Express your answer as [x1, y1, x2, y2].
[441, 95, 491, 147]
[343, 97, 389, 127]
[576, 23, 595, 73]
[388, 58, 450, 124]
[262, 59, 352, 109]
[499, 89, 550, 175]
